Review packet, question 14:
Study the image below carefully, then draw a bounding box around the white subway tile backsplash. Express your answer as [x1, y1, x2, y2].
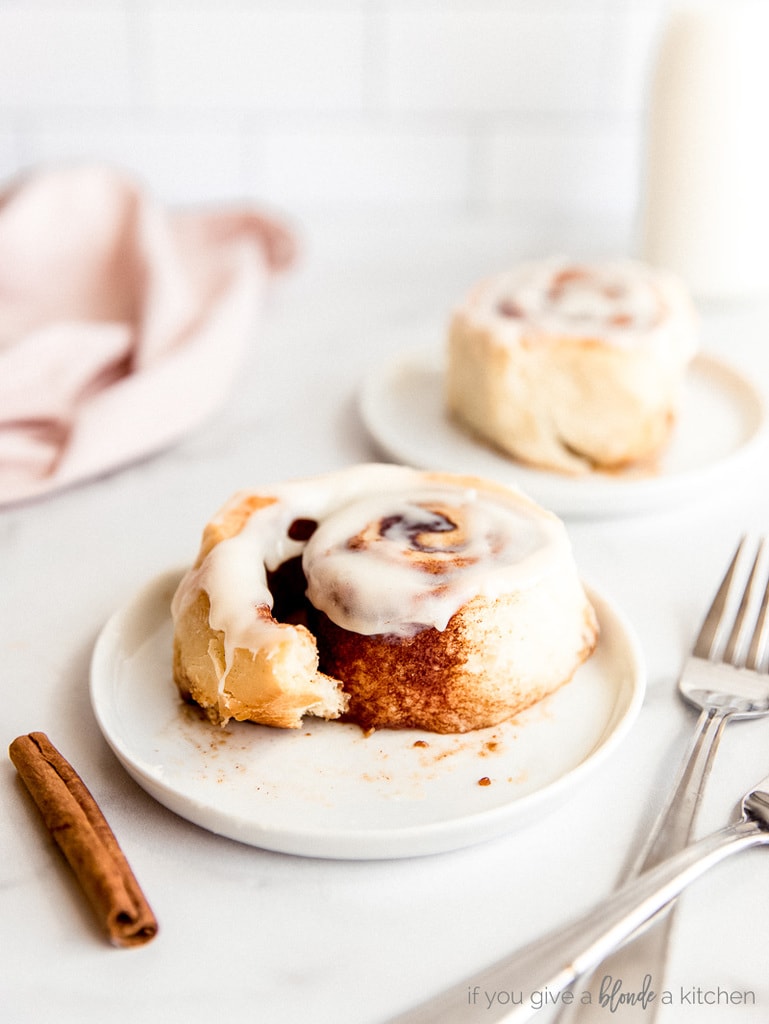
[0, 7, 133, 109]
[478, 122, 642, 222]
[145, 8, 366, 112]
[381, 7, 610, 114]
[19, 115, 246, 205]
[246, 119, 469, 207]
[601, 0, 669, 115]
[0, 0, 665, 234]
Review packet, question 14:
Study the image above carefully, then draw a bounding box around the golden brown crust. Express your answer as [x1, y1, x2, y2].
[446, 262, 696, 475]
[314, 593, 597, 733]
[196, 493, 278, 566]
[448, 312, 681, 474]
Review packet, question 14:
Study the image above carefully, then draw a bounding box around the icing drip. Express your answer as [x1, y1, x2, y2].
[171, 465, 570, 665]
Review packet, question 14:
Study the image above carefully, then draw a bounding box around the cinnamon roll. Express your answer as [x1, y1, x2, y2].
[171, 464, 598, 733]
[446, 257, 698, 474]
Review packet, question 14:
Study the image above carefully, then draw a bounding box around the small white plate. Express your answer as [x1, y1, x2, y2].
[90, 569, 645, 860]
[359, 343, 768, 518]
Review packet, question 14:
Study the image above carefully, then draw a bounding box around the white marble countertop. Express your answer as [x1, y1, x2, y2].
[2, 212, 769, 1024]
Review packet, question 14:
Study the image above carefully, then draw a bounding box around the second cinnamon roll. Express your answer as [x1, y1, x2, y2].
[447, 257, 698, 474]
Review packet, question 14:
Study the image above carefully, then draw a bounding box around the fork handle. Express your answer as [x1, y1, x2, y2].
[630, 706, 731, 873]
[550, 705, 731, 1024]
[384, 819, 767, 1024]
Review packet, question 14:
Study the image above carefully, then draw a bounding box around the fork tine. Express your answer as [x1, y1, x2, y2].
[692, 537, 747, 659]
[745, 543, 769, 671]
[722, 540, 765, 666]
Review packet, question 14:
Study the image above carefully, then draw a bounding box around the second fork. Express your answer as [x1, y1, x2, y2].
[555, 535, 769, 1023]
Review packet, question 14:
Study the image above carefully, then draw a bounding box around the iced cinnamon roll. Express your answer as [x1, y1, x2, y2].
[446, 257, 698, 474]
[171, 464, 598, 733]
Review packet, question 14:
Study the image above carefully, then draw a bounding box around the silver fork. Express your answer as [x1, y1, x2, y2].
[386, 538, 769, 1024]
[385, 763, 769, 1023]
[553, 535, 769, 1023]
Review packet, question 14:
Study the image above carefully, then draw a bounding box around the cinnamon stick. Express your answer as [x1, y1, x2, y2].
[8, 732, 158, 947]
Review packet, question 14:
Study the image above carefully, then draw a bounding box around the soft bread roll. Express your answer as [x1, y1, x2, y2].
[171, 464, 598, 733]
[446, 257, 698, 474]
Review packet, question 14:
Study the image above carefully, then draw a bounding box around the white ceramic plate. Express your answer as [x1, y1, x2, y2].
[90, 569, 645, 860]
[359, 343, 768, 518]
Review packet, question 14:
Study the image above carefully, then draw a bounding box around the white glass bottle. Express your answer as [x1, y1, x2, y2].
[639, 0, 769, 301]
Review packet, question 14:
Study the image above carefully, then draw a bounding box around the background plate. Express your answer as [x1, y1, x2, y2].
[359, 344, 768, 518]
[90, 569, 645, 860]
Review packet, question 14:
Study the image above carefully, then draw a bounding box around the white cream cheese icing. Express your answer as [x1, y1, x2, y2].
[467, 257, 698, 360]
[171, 464, 572, 671]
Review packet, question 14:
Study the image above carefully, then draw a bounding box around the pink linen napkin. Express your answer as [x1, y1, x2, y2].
[0, 164, 295, 506]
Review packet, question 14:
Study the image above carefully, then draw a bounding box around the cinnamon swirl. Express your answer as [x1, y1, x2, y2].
[446, 257, 698, 474]
[171, 464, 598, 733]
